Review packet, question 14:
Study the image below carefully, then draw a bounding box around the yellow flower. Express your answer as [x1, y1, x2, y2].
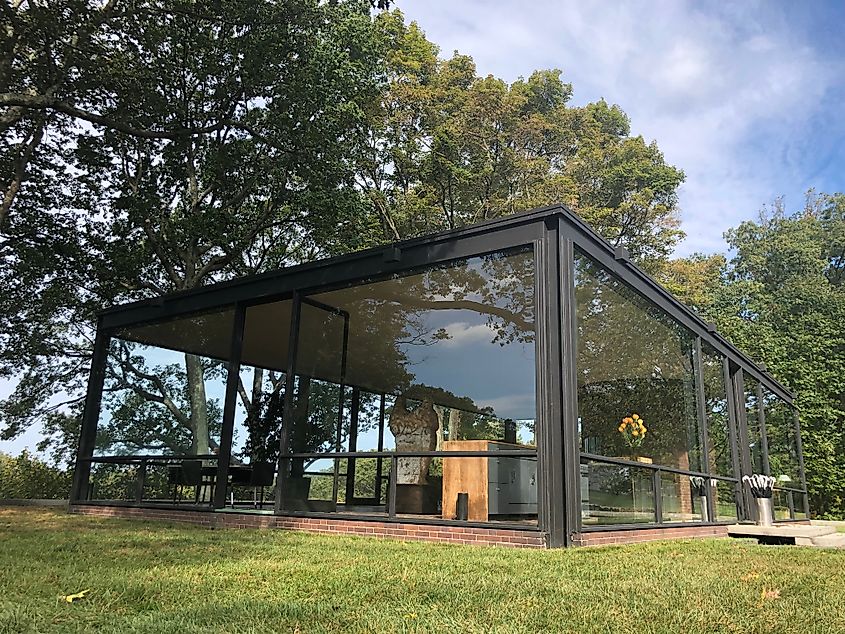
[623, 417, 633, 424]
[632, 430, 639, 437]
[632, 414, 640, 420]
[618, 425, 625, 433]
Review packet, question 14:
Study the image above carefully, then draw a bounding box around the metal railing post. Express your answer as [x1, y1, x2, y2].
[653, 468, 663, 524]
[388, 456, 398, 518]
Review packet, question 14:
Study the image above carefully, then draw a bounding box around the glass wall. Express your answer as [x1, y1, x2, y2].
[701, 344, 734, 477]
[763, 389, 806, 520]
[744, 375, 765, 474]
[89, 308, 235, 504]
[276, 246, 538, 524]
[575, 251, 710, 525]
[763, 390, 800, 485]
[574, 252, 702, 469]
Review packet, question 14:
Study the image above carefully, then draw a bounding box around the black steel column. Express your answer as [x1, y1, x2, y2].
[794, 409, 810, 516]
[345, 387, 361, 504]
[722, 359, 744, 520]
[757, 382, 771, 476]
[534, 216, 570, 547]
[70, 324, 111, 503]
[375, 394, 386, 503]
[214, 303, 246, 509]
[692, 338, 715, 521]
[558, 223, 583, 546]
[275, 291, 302, 514]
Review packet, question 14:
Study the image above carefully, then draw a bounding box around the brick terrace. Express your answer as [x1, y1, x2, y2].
[68, 504, 548, 548]
[67, 504, 750, 548]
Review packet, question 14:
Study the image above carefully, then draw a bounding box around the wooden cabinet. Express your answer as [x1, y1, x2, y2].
[441, 440, 537, 521]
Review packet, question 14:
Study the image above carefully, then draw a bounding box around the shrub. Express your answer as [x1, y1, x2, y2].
[0, 451, 72, 499]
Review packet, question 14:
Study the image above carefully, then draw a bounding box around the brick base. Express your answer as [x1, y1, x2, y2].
[573, 524, 730, 547]
[68, 504, 548, 548]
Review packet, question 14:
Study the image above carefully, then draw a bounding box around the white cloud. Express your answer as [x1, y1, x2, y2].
[438, 321, 495, 347]
[401, 0, 844, 256]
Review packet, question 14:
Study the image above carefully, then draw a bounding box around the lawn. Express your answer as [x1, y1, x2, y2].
[1, 508, 844, 634]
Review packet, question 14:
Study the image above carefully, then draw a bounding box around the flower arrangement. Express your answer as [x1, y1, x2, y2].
[618, 414, 647, 450]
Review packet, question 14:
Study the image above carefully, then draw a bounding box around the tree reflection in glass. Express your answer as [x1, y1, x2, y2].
[574, 252, 702, 472]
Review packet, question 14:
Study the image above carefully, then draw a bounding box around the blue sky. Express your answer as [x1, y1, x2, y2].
[3, 1, 844, 457]
[401, 0, 845, 255]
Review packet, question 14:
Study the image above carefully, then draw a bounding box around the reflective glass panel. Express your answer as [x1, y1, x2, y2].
[701, 344, 734, 477]
[575, 252, 702, 472]
[581, 459, 655, 525]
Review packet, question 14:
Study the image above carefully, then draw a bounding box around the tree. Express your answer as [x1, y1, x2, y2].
[1, 0, 386, 458]
[666, 193, 845, 517]
[357, 12, 685, 270]
[3, 7, 688, 469]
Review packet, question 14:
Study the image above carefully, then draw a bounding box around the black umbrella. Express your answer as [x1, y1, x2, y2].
[742, 474, 776, 498]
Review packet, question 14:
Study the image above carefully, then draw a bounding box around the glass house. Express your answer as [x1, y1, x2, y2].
[71, 205, 809, 547]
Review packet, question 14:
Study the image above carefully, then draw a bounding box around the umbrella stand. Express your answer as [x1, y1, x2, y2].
[742, 474, 776, 526]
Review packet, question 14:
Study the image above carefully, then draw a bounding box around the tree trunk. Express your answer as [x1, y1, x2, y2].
[184, 353, 210, 456]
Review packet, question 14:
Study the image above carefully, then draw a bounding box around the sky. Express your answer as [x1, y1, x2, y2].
[3, 1, 844, 457]
[400, 0, 845, 256]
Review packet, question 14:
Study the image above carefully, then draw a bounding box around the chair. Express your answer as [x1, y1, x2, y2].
[167, 460, 204, 504]
[250, 462, 275, 508]
[228, 463, 275, 508]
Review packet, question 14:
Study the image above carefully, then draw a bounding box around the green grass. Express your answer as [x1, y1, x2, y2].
[2, 509, 844, 634]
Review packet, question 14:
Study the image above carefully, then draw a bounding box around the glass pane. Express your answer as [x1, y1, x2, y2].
[233, 298, 294, 467]
[87, 462, 137, 502]
[277, 247, 537, 519]
[701, 344, 734, 477]
[772, 489, 791, 520]
[276, 453, 538, 525]
[97, 308, 234, 458]
[87, 457, 219, 507]
[763, 390, 800, 486]
[712, 479, 739, 522]
[575, 252, 702, 472]
[660, 472, 706, 523]
[744, 375, 764, 474]
[581, 460, 656, 525]
[232, 365, 287, 466]
[308, 247, 537, 439]
[791, 492, 808, 520]
[285, 303, 351, 493]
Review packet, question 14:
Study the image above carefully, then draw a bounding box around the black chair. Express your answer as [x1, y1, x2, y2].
[167, 460, 204, 504]
[228, 463, 275, 508]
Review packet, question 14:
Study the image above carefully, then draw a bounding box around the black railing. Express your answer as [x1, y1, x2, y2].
[81, 449, 541, 526]
[279, 448, 538, 520]
[580, 453, 740, 528]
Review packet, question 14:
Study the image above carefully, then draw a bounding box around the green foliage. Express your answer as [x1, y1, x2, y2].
[0, 451, 72, 499]
[3, 7, 684, 469]
[358, 11, 685, 269]
[664, 193, 845, 518]
[2, 0, 386, 459]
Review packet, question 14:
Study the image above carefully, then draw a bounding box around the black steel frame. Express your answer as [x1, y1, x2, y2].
[71, 204, 809, 545]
